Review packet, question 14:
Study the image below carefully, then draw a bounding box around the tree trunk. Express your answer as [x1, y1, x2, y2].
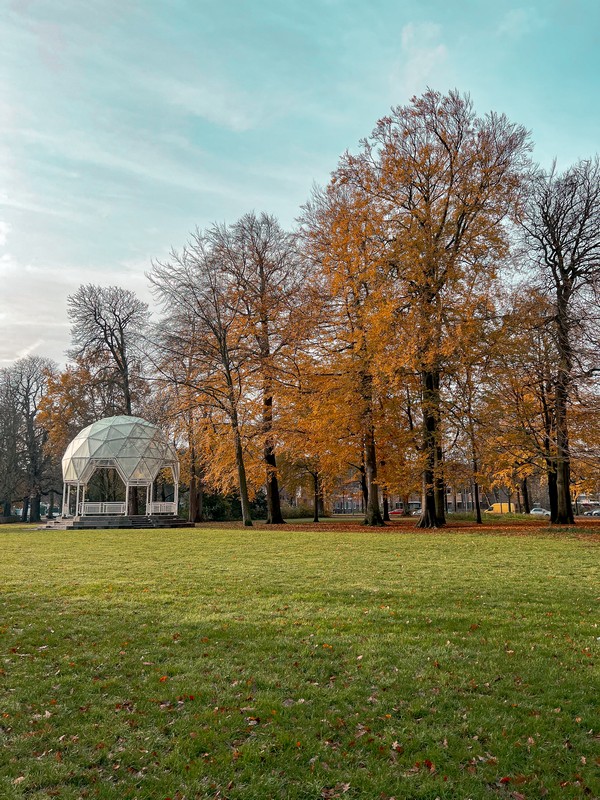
[360, 465, 368, 511]
[364, 428, 384, 526]
[554, 379, 574, 524]
[29, 492, 41, 523]
[22, 496, 29, 522]
[2, 501, 10, 517]
[312, 472, 320, 523]
[382, 490, 390, 522]
[189, 473, 201, 523]
[418, 369, 442, 528]
[473, 476, 482, 524]
[522, 477, 531, 514]
[232, 424, 252, 526]
[546, 460, 558, 522]
[359, 367, 384, 526]
[553, 288, 575, 524]
[224, 361, 252, 526]
[265, 448, 284, 524]
[263, 389, 285, 524]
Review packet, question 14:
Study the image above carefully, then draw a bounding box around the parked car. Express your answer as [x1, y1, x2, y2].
[530, 507, 551, 516]
[486, 502, 516, 513]
[591, 509, 600, 517]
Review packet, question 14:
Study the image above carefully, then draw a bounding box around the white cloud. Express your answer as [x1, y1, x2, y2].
[391, 22, 448, 98]
[153, 75, 261, 133]
[497, 8, 540, 39]
[0, 220, 11, 246]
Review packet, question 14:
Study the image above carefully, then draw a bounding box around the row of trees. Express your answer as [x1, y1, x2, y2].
[2, 90, 599, 527]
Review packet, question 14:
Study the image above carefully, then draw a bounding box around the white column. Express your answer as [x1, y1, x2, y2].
[125, 483, 129, 516]
[81, 485, 86, 515]
[75, 484, 81, 517]
[62, 483, 67, 517]
[66, 484, 71, 516]
[146, 484, 150, 515]
[174, 482, 179, 515]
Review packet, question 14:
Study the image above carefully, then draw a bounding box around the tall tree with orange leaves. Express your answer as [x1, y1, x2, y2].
[300, 180, 390, 525]
[337, 89, 530, 527]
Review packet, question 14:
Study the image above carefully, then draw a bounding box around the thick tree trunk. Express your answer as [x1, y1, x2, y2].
[265, 447, 284, 524]
[30, 492, 41, 523]
[364, 428, 384, 526]
[553, 289, 575, 524]
[263, 391, 284, 523]
[546, 460, 558, 522]
[554, 379, 574, 524]
[418, 369, 442, 528]
[360, 368, 384, 527]
[260, 326, 285, 524]
[22, 496, 29, 522]
[2, 500, 10, 517]
[382, 490, 390, 522]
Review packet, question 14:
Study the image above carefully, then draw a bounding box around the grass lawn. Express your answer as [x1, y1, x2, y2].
[0, 523, 598, 799]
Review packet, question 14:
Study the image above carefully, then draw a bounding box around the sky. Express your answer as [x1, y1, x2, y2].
[1, 0, 599, 366]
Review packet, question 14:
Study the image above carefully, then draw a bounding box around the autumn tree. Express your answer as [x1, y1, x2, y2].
[300, 181, 389, 526]
[520, 157, 600, 524]
[480, 293, 560, 515]
[338, 89, 530, 527]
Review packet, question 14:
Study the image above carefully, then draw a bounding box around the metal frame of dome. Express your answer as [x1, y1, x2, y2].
[61, 415, 180, 517]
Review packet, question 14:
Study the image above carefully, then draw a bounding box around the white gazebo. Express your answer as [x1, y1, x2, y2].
[62, 416, 180, 517]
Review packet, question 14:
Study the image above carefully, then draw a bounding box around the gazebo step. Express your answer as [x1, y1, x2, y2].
[68, 515, 194, 530]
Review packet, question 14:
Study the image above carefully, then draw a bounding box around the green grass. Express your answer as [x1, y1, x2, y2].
[1, 524, 598, 800]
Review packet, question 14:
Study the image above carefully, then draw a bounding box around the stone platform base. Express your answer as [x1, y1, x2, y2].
[64, 515, 194, 530]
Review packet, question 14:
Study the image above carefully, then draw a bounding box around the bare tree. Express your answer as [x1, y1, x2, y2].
[1, 356, 58, 521]
[208, 212, 305, 525]
[0, 369, 23, 516]
[150, 234, 254, 527]
[67, 285, 150, 416]
[521, 157, 600, 524]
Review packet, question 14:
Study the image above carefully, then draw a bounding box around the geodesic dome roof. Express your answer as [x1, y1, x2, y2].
[62, 415, 179, 485]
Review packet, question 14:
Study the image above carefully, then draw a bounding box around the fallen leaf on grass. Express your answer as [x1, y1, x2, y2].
[321, 783, 350, 798]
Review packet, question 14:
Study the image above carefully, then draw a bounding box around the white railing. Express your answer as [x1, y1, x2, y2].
[148, 502, 176, 515]
[79, 502, 126, 515]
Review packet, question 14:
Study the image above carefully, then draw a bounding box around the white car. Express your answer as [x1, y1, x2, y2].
[530, 507, 551, 516]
